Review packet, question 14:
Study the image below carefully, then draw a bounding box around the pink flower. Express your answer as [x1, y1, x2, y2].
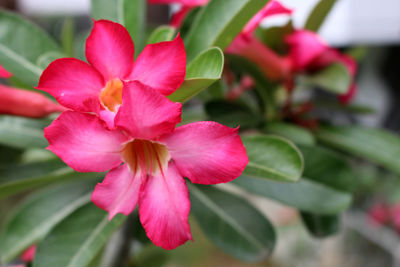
[285, 30, 358, 103]
[36, 20, 186, 128]
[226, 1, 293, 81]
[20, 244, 37, 262]
[148, 0, 209, 27]
[368, 203, 389, 227]
[45, 81, 248, 249]
[0, 84, 65, 118]
[0, 64, 12, 78]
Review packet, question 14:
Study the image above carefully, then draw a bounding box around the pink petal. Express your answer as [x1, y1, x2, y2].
[285, 30, 328, 71]
[0, 84, 65, 118]
[45, 111, 128, 172]
[115, 81, 182, 140]
[36, 58, 105, 113]
[148, 0, 208, 7]
[226, 34, 291, 80]
[160, 121, 248, 184]
[86, 20, 135, 81]
[0, 64, 12, 78]
[128, 35, 186, 96]
[92, 164, 144, 220]
[310, 48, 358, 76]
[20, 244, 37, 262]
[139, 162, 192, 249]
[243, 0, 293, 34]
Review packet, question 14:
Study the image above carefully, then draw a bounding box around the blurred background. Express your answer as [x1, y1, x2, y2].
[1, 0, 400, 266]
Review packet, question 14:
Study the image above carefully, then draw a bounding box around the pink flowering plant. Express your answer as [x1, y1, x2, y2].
[0, 0, 399, 266]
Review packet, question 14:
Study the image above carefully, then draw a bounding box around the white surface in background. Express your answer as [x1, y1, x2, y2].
[17, 0, 400, 46]
[17, 0, 90, 15]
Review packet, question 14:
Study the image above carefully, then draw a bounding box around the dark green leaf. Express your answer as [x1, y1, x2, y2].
[305, 0, 338, 32]
[168, 47, 224, 103]
[233, 175, 352, 214]
[0, 158, 98, 199]
[0, 10, 62, 86]
[316, 125, 400, 176]
[264, 122, 316, 145]
[301, 63, 351, 94]
[147, 26, 175, 44]
[33, 204, 126, 267]
[300, 212, 340, 237]
[205, 100, 260, 128]
[299, 144, 355, 192]
[0, 116, 48, 149]
[0, 182, 92, 264]
[189, 184, 276, 262]
[184, 0, 270, 61]
[243, 135, 304, 182]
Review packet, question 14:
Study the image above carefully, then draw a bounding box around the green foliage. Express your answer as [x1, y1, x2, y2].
[300, 212, 340, 237]
[305, 0, 338, 32]
[264, 122, 316, 145]
[147, 26, 176, 44]
[0, 10, 62, 86]
[189, 184, 276, 262]
[243, 135, 304, 182]
[33, 204, 126, 267]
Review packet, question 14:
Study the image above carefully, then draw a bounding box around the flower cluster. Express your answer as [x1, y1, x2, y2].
[37, 20, 248, 249]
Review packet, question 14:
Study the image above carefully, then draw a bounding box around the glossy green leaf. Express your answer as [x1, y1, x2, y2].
[301, 63, 351, 94]
[168, 47, 224, 103]
[147, 26, 176, 44]
[184, 0, 270, 61]
[189, 184, 276, 262]
[300, 212, 340, 237]
[264, 122, 316, 145]
[0, 159, 98, 199]
[305, 0, 337, 32]
[0, 116, 48, 149]
[316, 125, 400, 176]
[33, 204, 126, 267]
[233, 175, 352, 214]
[0, 183, 92, 264]
[91, 0, 146, 52]
[299, 144, 355, 192]
[242, 135, 304, 182]
[0, 10, 62, 86]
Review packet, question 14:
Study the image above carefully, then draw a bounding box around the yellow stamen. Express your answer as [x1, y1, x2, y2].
[100, 78, 123, 112]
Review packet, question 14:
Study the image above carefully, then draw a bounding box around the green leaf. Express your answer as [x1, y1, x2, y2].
[305, 0, 338, 32]
[91, 0, 146, 52]
[168, 47, 224, 103]
[0, 10, 62, 86]
[300, 212, 340, 237]
[184, 0, 270, 61]
[233, 175, 352, 214]
[205, 100, 260, 128]
[60, 18, 75, 57]
[264, 122, 316, 145]
[299, 144, 355, 192]
[0, 158, 98, 199]
[0, 116, 48, 149]
[316, 125, 400, 176]
[242, 135, 304, 182]
[147, 26, 176, 44]
[301, 63, 351, 94]
[33, 204, 126, 267]
[189, 184, 276, 262]
[0, 183, 92, 264]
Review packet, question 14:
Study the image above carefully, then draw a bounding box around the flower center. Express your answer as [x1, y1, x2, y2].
[100, 78, 123, 112]
[122, 139, 170, 175]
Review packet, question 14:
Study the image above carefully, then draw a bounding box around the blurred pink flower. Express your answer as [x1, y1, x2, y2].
[36, 20, 186, 128]
[368, 203, 389, 226]
[0, 84, 65, 118]
[45, 81, 248, 249]
[0, 64, 12, 78]
[20, 244, 37, 262]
